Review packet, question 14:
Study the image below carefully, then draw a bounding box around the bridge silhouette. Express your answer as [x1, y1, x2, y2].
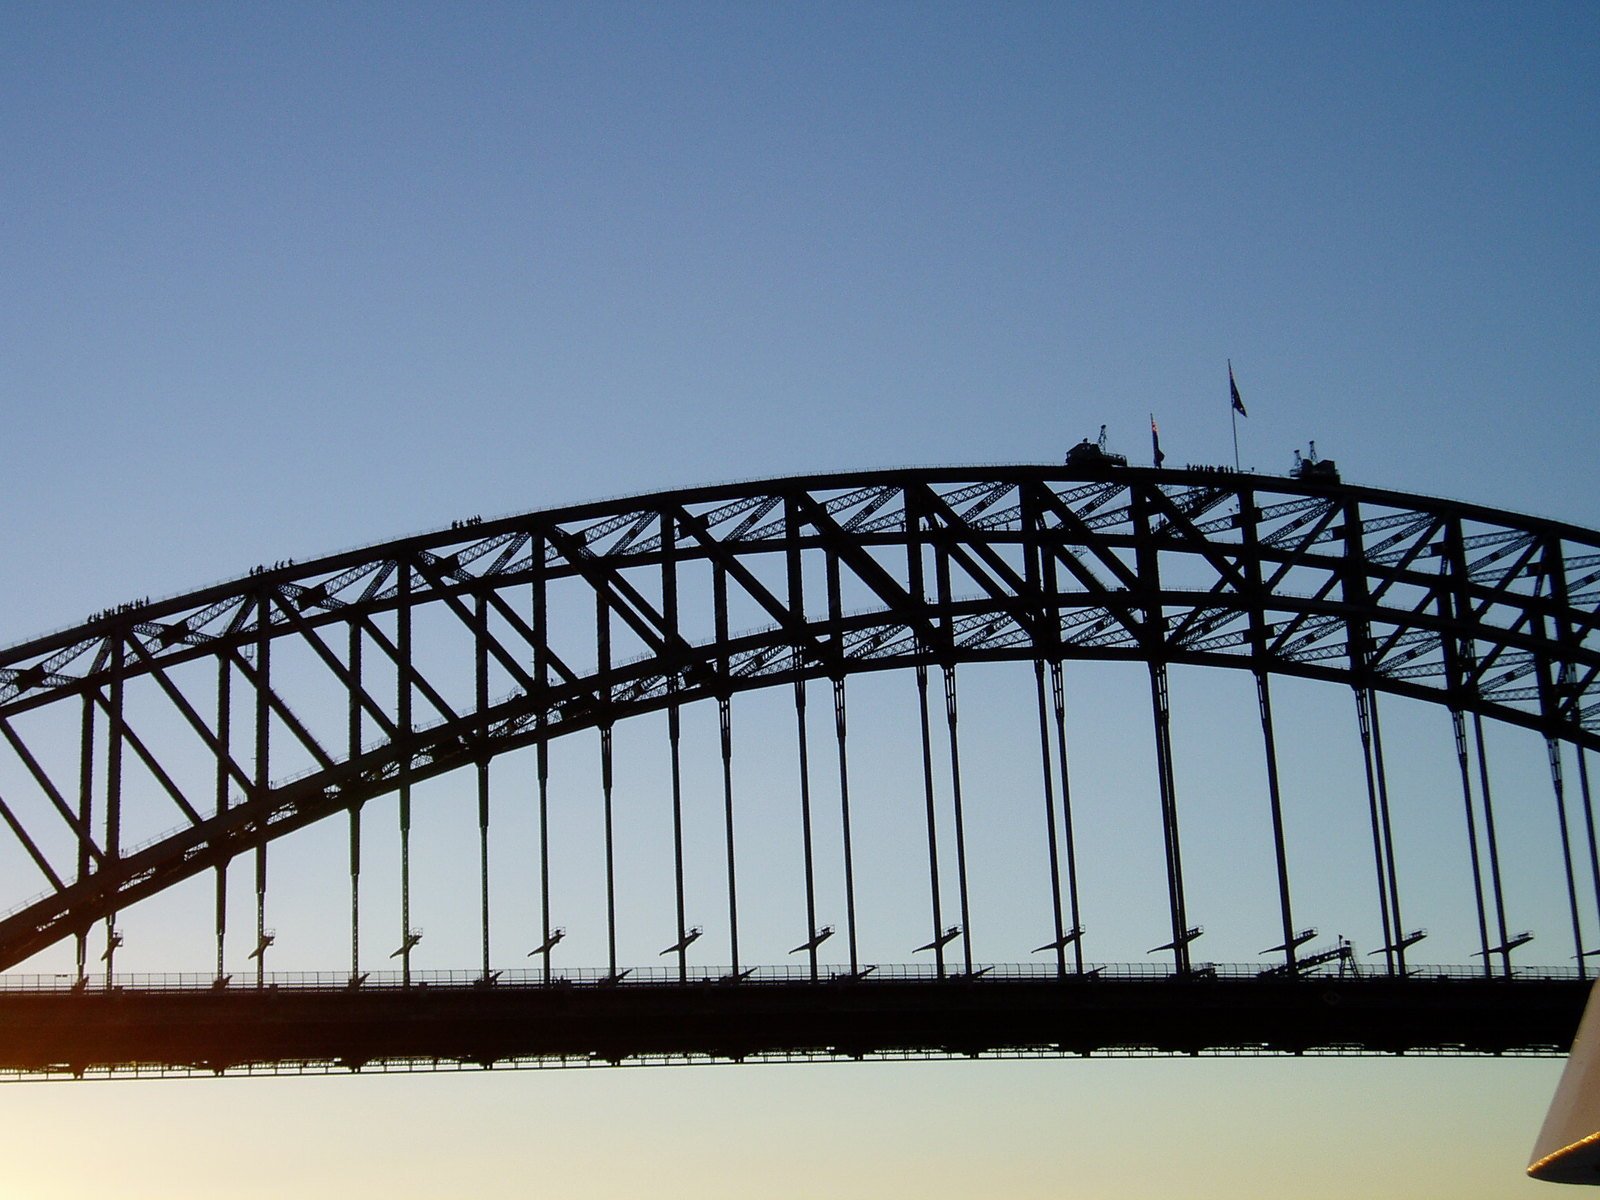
[0, 464, 1595, 1076]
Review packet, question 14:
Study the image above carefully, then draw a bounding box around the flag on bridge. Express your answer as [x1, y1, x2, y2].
[1230, 361, 1247, 417]
[1150, 415, 1166, 467]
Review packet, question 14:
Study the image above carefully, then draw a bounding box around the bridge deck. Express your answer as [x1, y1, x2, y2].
[0, 968, 1584, 1078]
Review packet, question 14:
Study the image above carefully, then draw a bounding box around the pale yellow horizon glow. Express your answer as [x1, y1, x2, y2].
[0, 1055, 1564, 1199]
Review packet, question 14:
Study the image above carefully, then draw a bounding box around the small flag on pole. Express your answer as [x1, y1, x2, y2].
[1229, 361, 1247, 417]
[1150, 414, 1166, 467]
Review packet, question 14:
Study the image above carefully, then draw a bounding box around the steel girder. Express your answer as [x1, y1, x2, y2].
[0, 465, 1597, 971]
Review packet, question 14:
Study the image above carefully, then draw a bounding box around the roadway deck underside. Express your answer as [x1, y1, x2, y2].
[0, 975, 1586, 1076]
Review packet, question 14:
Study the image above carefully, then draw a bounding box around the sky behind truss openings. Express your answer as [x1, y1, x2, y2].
[3, 4, 1598, 1197]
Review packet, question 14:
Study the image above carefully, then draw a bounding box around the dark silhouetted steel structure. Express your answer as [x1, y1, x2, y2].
[0, 464, 1596, 1076]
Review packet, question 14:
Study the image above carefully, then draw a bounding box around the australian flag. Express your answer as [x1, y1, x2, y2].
[1230, 361, 1247, 417]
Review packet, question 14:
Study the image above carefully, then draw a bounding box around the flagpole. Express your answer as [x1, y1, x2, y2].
[1229, 359, 1240, 471]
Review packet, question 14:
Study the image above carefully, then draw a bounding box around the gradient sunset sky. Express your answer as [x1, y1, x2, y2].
[3, 4, 1598, 1196]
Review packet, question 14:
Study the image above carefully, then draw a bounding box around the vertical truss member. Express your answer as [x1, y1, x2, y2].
[1473, 711, 1515, 977]
[252, 595, 270, 988]
[76, 692, 94, 985]
[714, 560, 742, 979]
[942, 665, 974, 975]
[597, 590, 618, 980]
[1133, 483, 1193, 975]
[821, 502, 861, 977]
[1148, 661, 1192, 975]
[1255, 670, 1299, 973]
[1032, 659, 1089, 975]
[1051, 662, 1085, 974]
[216, 653, 231, 983]
[1442, 521, 1518, 976]
[1580, 749, 1600, 946]
[106, 639, 125, 984]
[793, 669, 821, 981]
[1345, 502, 1396, 976]
[785, 501, 823, 982]
[928, 489, 973, 973]
[908, 488, 954, 976]
[476, 592, 492, 983]
[915, 662, 948, 977]
[1033, 660, 1069, 977]
[719, 696, 740, 976]
[1548, 740, 1588, 976]
[1241, 491, 1299, 973]
[1355, 687, 1405, 975]
[1353, 691, 1390, 970]
[533, 536, 552, 985]
[663, 515, 689, 984]
[347, 620, 362, 984]
[1439, 529, 1493, 975]
[1026, 487, 1084, 976]
[397, 566, 413, 987]
[1451, 709, 1494, 975]
[1546, 538, 1600, 966]
[833, 677, 859, 976]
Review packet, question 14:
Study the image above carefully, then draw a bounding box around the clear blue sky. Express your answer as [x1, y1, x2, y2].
[1, 4, 1597, 1196]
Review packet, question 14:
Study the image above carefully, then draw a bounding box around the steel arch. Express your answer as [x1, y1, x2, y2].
[2, 464, 1598, 971]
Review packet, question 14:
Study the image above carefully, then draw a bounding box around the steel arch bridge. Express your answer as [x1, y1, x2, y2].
[1, 464, 1598, 1077]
